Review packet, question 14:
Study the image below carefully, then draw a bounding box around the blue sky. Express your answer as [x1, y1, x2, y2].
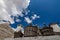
[11, 0, 60, 28]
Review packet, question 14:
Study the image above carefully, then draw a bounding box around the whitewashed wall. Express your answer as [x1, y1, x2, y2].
[50, 24, 60, 32]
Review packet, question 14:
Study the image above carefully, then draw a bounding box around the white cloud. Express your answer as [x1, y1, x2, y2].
[25, 10, 30, 15]
[0, 0, 30, 24]
[24, 14, 40, 24]
[24, 17, 32, 24]
[16, 19, 21, 22]
[31, 14, 40, 20]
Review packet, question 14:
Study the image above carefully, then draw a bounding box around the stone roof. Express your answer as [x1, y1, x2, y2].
[0, 23, 14, 40]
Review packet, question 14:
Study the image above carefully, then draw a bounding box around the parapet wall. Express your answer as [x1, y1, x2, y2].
[5, 35, 60, 40]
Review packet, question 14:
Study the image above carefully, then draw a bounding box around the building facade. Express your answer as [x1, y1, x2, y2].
[24, 24, 42, 37]
[14, 31, 23, 38]
[41, 24, 55, 36]
[14, 24, 24, 38]
[49, 23, 60, 35]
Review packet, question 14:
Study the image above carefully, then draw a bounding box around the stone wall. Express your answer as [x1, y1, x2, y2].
[5, 35, 60, 40]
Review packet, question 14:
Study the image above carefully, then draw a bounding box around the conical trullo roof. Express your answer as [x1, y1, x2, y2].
[0, 22, 14, 40]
